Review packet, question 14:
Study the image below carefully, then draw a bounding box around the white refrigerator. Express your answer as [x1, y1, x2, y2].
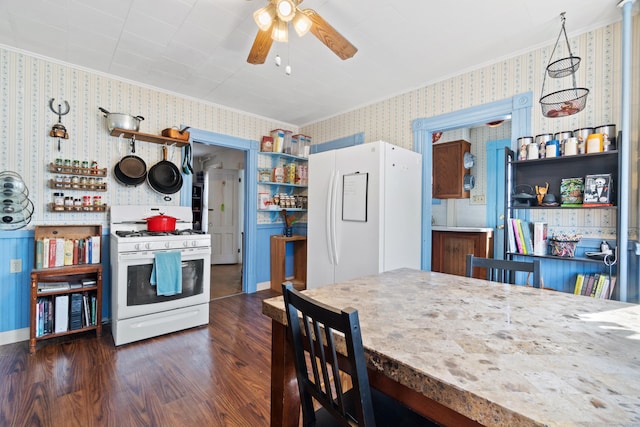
[307, 141, 422, 289]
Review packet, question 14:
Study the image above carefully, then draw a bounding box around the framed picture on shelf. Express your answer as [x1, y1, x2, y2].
[583, 174, 612, 205]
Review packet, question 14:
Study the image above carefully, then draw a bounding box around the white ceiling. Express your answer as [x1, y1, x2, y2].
[0, 0, 625, 126]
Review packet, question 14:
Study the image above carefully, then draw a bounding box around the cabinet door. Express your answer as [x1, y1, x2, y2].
[432, 231, 491, 278]
[433, 140, 470, 199]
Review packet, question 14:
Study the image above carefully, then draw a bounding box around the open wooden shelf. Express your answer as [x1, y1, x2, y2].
[109, 128, 189, 147]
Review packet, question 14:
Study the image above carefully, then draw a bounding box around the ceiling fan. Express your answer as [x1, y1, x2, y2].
[247, 0, 357, 64]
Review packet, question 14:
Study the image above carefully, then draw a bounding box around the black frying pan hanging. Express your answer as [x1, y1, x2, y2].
[147, 145, 183, 198]
[114, 136, 147, 186]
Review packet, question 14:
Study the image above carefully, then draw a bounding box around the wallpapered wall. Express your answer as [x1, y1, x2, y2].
[301, 19, 639, 240]
[0, 47, 297, 228]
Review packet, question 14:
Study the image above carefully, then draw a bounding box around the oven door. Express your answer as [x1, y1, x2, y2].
[113, 247, 211, 320]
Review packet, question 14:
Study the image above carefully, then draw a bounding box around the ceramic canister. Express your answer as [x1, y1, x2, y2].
[527, 143, 539, 160]
[545, 139, 560, 157]
[535, 133, 553, 159]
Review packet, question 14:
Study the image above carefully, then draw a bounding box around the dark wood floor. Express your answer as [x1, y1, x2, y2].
[0, 289, 280, 427]
[210, 263, 243, 300]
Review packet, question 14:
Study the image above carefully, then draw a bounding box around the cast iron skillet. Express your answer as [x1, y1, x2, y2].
[114, 136, 147, 185]
[114, 162, 146, 187]
[147, 145, 183, 200]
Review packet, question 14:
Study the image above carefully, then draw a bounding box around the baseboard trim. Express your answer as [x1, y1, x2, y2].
[0, 327, 29, 346]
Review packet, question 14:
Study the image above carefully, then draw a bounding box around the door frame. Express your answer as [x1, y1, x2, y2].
[185, 128, 258, 293]
[486, 139, 511, 259]
[412, 92, 533, 271]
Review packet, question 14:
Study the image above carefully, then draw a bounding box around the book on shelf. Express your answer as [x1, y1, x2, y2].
[54, 238, 65, 267]
[34, 235, 102, 269]
[532, 222, 548, 256]
[81, 278, 97, 288]
[35, 239, 44, 269]
[575, 273, 616, 299]
[42, 237, 49, 269]
[573, 274, 585, 295]
[583, 274, 598, 296]
[48, 238, 56, 268]
[37, 282, 70, 293]
[54, 295, 69, 333]
[507, 219, 517, 253]
[520, 220, 534, 254]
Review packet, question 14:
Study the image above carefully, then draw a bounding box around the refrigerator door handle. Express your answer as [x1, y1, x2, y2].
[325, 171, 335, 264]
[330, 170, 340, 265]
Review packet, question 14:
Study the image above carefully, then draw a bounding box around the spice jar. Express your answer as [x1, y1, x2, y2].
[64, 196, 73, 207]
[53, 192, 64, 206]
[82, 195, 92, 206]
[73, 198, 82, 207]
[92, 195, 102, 206]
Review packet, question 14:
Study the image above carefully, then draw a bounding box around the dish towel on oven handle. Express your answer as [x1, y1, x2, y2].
[150, 251, 183, 296]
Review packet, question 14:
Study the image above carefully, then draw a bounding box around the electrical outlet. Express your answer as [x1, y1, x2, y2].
[472, 195, 486, 204]
[10, 259, 22, 273]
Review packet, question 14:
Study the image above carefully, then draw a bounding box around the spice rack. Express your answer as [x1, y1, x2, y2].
[48, 162, 108, 212]
[48, 203, 108, 212]
[49, 163, 107, 176]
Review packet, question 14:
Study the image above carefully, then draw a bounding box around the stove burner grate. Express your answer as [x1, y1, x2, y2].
[115, 229, 206, 238]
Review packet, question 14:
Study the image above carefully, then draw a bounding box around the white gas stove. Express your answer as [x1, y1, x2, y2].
[110, 205, 211, 346]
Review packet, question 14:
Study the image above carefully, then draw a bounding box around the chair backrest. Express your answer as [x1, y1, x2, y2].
[282, 283, 376, 427]
[465, 254, 541, 288]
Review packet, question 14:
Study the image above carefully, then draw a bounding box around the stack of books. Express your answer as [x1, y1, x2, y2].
[574, 273, 616, 299]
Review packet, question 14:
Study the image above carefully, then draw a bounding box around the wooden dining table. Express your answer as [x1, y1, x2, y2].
[262, 268, 640, 426]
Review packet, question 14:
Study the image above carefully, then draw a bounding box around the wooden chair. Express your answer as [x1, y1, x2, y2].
[281, 283, 437, 427]
[465, 254, 542, 288]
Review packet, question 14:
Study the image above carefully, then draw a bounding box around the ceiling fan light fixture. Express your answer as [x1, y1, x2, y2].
[292, 9, 312, 37]
[275, 0, 296, 22]
[253, 4, 276, 31]
[271, 18, 288, 42]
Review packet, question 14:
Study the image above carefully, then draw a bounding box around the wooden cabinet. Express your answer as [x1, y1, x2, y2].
[432, 229, 493, 278]
[432, 139, 471, 199]
[29, 225, 103, 354]
[270, 235, 307, 292]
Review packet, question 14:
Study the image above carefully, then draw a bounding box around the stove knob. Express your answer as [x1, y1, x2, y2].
[145, 243, 151, 250]
[183, 241, 189, 248]
[165, 242, 170, 249]
[135, 243, 141, 251]
[192, 240, 197, 247]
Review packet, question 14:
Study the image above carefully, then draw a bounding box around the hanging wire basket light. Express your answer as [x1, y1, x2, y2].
[539, 13, 589, 118]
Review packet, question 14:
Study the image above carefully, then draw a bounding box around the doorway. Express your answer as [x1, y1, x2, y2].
[412, 92, 533, 271]
[193, 143, 244, 300]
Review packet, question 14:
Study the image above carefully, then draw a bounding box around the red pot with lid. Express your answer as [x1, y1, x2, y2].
[145, 214, 177, 232]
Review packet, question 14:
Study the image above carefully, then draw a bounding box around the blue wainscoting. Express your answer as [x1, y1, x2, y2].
[256, 223, 307, 284]
[0, 229, 111, 341]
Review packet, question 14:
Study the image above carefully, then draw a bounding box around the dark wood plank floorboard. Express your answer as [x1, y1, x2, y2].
[0, 289, 280, 427]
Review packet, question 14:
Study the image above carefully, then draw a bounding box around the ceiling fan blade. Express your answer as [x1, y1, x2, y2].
[247, 27, 274, 64]
[303, 9, 357, 60]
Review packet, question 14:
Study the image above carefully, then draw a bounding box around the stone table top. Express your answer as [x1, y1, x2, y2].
[263, 268, 640, 427]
